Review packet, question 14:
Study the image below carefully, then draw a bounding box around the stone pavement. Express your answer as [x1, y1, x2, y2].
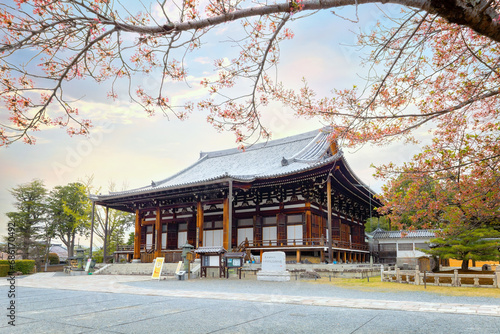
[1, 273, 499, 333]
[3, 273, 500, 317]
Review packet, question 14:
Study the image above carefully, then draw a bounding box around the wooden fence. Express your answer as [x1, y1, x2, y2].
[382, 267, 500, 288]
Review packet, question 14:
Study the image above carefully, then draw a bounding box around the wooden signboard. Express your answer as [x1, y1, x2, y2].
[152, 257, 165, 280]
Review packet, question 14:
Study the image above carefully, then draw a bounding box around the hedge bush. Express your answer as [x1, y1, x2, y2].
[0, 260, 36, 274]
[0, 264, 9, 277]
[48, 252, 60, 265]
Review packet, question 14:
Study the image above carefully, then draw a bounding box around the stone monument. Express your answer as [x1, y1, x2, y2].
[257, 251, 290, 281]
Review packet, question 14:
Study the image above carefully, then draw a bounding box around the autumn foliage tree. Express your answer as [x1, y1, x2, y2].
[1, 2, 500, 234]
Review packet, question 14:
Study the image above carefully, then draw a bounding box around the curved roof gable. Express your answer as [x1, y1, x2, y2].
[105, 128, 338, 197]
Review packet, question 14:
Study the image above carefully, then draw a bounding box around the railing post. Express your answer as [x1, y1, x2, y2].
[454, 269, 459, 287]
[396, 267, 401, 283]
[380, 264, 384, 282]
[496, 266, 500, 288]
[415, 265, 420, 286]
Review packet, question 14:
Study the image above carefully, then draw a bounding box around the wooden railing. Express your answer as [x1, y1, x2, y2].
[116, 245, 134, 252]
[140, 250, 182, 263]
[382, 268, 500, 288]
[238, 238, 368, 251]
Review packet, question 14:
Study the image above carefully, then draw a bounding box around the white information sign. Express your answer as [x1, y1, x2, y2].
[85, 258, 92, 272]
[261, 251, 286, 272]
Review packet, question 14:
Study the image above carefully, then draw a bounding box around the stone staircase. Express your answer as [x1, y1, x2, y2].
[95, 260, 202, 277]
[95, 263, 179, 276]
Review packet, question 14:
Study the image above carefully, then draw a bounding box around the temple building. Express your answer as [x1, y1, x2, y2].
[90, 128, 381, 264]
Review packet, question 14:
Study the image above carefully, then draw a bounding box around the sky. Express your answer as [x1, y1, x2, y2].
[0, 3, 425, 245]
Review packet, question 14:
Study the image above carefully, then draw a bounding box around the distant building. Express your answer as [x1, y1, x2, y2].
[0, 251, 21, 260]
[49, 244, 68, 262]
[370, 229, 436, 267]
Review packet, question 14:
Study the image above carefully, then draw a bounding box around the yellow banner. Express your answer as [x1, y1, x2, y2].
[152, 257, 165, 279]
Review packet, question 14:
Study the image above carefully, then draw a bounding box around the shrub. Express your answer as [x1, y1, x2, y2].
[0, 260, 36, 274]
[15, 260, 36, 274]
[0, 264, 9, 277]
[48, 253, 60, 265]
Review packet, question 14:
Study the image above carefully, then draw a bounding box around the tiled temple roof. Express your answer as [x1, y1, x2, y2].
[94, 128, 341, 199]
[371, 229, 436, 239]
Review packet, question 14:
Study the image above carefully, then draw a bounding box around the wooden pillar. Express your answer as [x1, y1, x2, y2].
[320, 249, 325, 263]
[155, 207, 161, 258]
[349, 252, 352, 263]
[196, 201, 204, 249]
[296, 250, 301, 263]
[305, 201, 312, 245]
[89, 201, 95, 258]
[336, 250, 340, 263]
[327, 176, 333, 264]
[223, 197, 230, 250]
[133, 209, 141, 260]
[222, 179, 233, 250]
[103, 207, 109, 263]
[260, 249, 263, 263]
[343, 251, 346, 263]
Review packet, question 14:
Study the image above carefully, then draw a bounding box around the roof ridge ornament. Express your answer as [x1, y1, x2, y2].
[281, 157, 289, 166]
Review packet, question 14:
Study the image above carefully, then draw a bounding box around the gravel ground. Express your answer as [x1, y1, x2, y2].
[122, 276, 500, 306]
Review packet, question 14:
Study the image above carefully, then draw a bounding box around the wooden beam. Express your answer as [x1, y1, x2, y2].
[103, 207, 109, 263]
[223, 180, 233, 250]
[305, 200, 312, 244]
[196, 200, 204, 248]
[223, 197, 230, 250]
[228, 180, 233, 249]
[155, 207, 161, 258]
[133, 209, 141, 260]
[327, 175, 333, 264]
[89, 201, 95, 258]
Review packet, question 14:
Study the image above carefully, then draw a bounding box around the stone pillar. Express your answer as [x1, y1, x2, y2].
[495, 265, 500, 288]
[415, 265, 420, 285]
[454, 269, 460, 287]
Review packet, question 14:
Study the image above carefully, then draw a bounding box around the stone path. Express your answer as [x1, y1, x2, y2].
[3, 273, 500, 317]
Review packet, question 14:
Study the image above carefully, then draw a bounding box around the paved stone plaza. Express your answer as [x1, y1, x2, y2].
[1, 273, 499, 333]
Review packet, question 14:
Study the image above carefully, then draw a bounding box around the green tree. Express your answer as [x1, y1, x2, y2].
[94, 206, 134, 260]
[5, 180, 47, 259]
[126, 232, 134, 246]
[48, 183, 91, 258]
[83, 177, 134, 260]
[424, 227, 500, 271]
[365, 216, 391, 233]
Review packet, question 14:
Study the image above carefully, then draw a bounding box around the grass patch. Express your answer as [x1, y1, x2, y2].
[309, 276, 500, 298]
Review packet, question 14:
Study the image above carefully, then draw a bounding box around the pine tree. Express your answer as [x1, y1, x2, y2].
[424, 227, 500, 271]
[5, 180, 47, 259]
